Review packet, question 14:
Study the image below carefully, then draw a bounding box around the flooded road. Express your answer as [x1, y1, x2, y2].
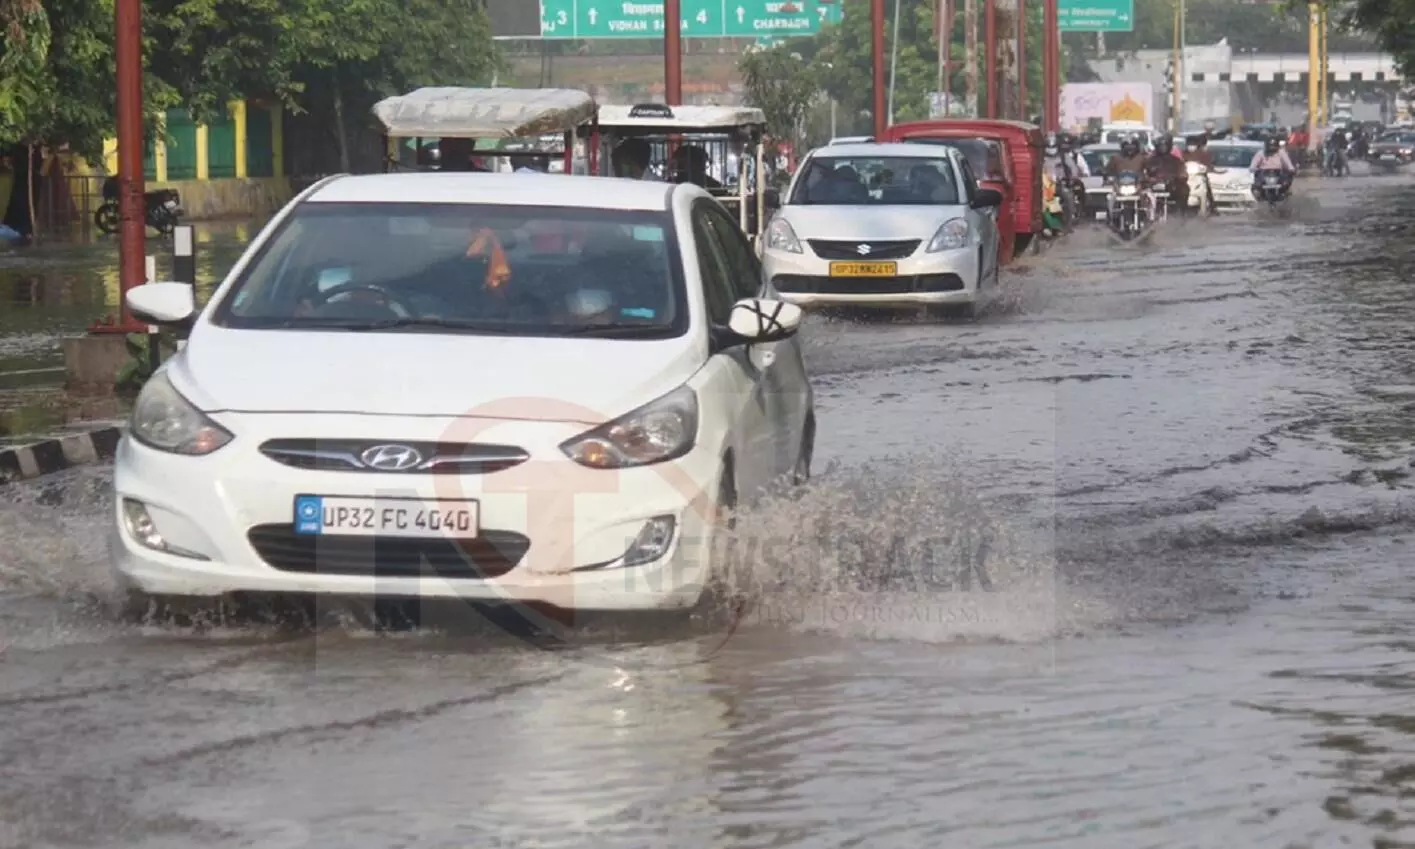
[3, 176, 1415, 848]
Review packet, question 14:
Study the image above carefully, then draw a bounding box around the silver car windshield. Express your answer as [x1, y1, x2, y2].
[790, 156, 961, 206]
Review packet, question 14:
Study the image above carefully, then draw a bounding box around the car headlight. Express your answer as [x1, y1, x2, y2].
[1185, 161, 1205, 175]
[926, 218, 970, 252]
[130, 372, 233, 455]
[1119, 185, 1137, 196]
[560, 385, 698, 469]
[765, 216, 802, 253]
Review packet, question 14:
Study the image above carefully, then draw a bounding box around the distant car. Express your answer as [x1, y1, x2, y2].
[1078, 143, 1121, 218]
[1189, 139, 1263, 208]
[1370, 130, 1415, 169]
[111, 173, 816, 615]
[827, 136, 873, 146]
[761, 142, 1003, 318]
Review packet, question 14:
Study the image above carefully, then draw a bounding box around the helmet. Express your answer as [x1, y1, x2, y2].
[1154, 133, 1174, 153]
[1044, 133, 1059, 155]
[1120, 138, 1139, 157]
[1057, 132, 1076, 150]
[1264, 137, 1280, 154]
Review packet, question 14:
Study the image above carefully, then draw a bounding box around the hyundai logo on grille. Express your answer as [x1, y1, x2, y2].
[856, 244, 872, 255]
[359, 444, 423, 471]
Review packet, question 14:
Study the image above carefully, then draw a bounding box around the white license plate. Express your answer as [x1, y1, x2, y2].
[1095, 211, 1107, 219]
[1382, 154, 1397, 160]
[293, 495, 479, 538]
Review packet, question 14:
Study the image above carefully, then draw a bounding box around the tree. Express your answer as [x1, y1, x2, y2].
[739, 45, 821, 154]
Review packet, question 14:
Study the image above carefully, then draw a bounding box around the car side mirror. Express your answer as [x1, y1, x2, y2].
[726, 298, 802, 344]
[126, 282, 196, 325]
[970, 188, 1004, 209]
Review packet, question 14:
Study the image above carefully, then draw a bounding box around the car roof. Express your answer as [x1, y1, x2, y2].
[808, 142, 962, 159]
[304, 173, 682, 211]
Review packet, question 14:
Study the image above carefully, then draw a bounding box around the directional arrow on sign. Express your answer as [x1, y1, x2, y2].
[737, 6, 746, 24]
[588, 7, 598, 24]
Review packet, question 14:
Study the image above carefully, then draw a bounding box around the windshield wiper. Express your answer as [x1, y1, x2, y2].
[341, 317, 514, 332]
[551, 324, 673, 337]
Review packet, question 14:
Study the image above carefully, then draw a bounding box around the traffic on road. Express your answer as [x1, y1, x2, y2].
[3, 109, 1415, 848]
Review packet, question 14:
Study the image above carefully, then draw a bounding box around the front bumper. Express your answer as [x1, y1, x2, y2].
[762, 244, 980, 308]
[109, 415, 725, 611]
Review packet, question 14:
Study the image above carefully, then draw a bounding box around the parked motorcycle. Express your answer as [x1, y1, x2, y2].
[94, 177, 183, 236]
[1253, 169, 1292, 207]
[1107, 172, 1154, 241]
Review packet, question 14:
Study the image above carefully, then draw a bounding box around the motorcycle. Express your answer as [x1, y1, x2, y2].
[1253, 169, 1291, 207]
[1320, 144, 1348, 177]
[1106, 172, 1154, 241]
[94, 177, 183, 236]
[1185, 161, 1214, 216]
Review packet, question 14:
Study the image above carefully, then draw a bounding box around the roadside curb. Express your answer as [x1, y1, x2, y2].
[0, 421, 126, 485]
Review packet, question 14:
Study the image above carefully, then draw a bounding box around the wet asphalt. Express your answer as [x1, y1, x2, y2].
[2, 171, 1415, 848]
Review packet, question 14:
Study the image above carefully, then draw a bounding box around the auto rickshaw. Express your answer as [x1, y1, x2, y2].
[372, 87, 600, 175]
[880, 119, 1045, 264]
[595, 103, 775, 247]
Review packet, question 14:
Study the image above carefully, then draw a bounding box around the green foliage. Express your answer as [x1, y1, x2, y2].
[0, 0, 499, 163]
[739, 46, 821, 151]
[115, 331, 178, 394]
[1340, 0, 1415, 75]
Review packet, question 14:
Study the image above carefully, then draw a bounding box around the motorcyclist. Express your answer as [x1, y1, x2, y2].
[1249, 136, 1295, 198]
[1323, 125, 1349, 175]
[1104, 137, 1147, 181]
[1183, 133, 1216, 213]
[1143, 133, 1190, 215]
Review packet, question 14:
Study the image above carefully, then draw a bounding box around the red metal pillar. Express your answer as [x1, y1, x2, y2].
[942, 0, 955, 116]
[1017, 0, 1027, 120]
[665, 0, 682, 105]
[96, 0, 147, 333]
[872, 0, 887, 138]
[1042, 0, 1059, 131]
[984, 0, 998, 118]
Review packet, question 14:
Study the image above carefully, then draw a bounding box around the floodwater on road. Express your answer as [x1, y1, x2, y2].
[2, 175, 1415, 849]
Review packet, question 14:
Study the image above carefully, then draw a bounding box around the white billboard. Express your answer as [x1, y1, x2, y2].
[1060, 82, 1155, 130]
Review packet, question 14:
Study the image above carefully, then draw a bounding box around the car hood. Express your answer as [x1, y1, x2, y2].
[779, 205, 964, 240]
[167, 325, 704, 424]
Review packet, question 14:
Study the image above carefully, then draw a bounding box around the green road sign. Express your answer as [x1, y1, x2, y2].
[539, 0, 844, 39]
[1058, 0, 1134, 32]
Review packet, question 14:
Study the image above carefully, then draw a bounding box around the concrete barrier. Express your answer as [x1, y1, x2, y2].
[0, 422, 125, 484]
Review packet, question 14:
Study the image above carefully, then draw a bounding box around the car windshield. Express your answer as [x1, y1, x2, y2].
[1209, 146, 1257, 168]
[1104, 130, 1150, 145]
[900, 137, 1007, 182]
[1082, 148, 1118, 172]
[210, 202, 685, 339]
[789, 155, 961, 205]
[1378, 132, 1415, 144]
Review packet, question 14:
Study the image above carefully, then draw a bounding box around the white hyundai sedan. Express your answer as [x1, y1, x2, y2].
[761, 142, 1004, 318]
[113, 173, 815, 614]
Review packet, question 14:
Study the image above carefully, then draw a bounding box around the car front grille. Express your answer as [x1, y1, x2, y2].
[807, 239, 920, 260]
[259, 439, 529, 474]
[773, 273, 965, 295]
[247, 524, 530, 578]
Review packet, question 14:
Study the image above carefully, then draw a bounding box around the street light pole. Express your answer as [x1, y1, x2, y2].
[101, 0, 147, 333]
[887, 0, 901, 125]
[984, 0, 998, 117]
[1042, 0, 1059, 131]
[872, 0, 887, 138]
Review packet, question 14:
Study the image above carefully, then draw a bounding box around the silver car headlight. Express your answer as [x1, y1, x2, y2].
[926, 218, 970, 252]
[560, 385, 698, 469]
[130, 372, 233, 455]
[765, 217, 802, 253]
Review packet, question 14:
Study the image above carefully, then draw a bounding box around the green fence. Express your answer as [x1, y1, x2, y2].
[246, 106, 274, 178]
[164, 109, 199, 179]
[207, 107, 237, 179]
